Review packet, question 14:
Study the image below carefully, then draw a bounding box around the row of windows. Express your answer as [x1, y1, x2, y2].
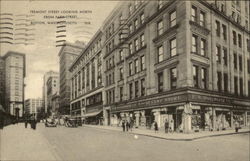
[233, 53, 243, 71]
[106, 72, 114, 86]
[128, 78, 145, 100]
[128, 55, 145, 76]
[157, 67, 177, 92]
[192, 35, 206, 56]
[128, 12, 145, 34]
[156, 10, 176, 36]
[157, 38, 176, 63]
[191, 5, 206, 27]
[193, 65, 207, 89]
[128, 33, 145, 55]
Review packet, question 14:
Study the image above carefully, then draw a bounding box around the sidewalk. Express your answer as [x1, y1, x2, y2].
[82, 124, 250, 141]
[0, 123, 59, 161]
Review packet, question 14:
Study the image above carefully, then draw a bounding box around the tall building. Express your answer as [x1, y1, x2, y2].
[2, 51, 26, 117]
[42, 71, 58, 113]
[0, 56, 5, 109]
[46, 75, 59, 115]
[24, 98, 43, 117]
[58, 41, 84, 115]
[69, 30, 104, 124]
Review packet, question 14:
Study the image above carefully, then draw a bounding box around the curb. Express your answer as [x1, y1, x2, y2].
[82, 125, 250, 141]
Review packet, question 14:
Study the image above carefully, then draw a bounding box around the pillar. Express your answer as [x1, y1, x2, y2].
[153, 110, 161, 128]
[244, 111, 247, 126]
[182, 104, 192, 133]
[212, 107, 216, 130]
[135, 111, 140, 128]
[231, 110, 234, 128]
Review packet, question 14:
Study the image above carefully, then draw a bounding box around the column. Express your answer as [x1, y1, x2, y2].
[135, 111, 140, 128]
[212, 107, 216, 131]
[182, 104, 192, 133]
[231, 110, 234, 128]
[244, 111, 247, 126]
[140, 110, 146, 127]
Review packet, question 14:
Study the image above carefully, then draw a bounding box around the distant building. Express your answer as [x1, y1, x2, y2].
[42, 71, 59, 113]
[2, 51, 26, 117]
[0, 56, 5, 109]
[51, 93, 60, 116]
[24, 98, 43, 117]
[58, 41, 84, 115]
[46, 75, 59, 115]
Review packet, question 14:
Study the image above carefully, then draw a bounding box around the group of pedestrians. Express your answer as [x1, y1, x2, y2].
[121, 120, 133, 132]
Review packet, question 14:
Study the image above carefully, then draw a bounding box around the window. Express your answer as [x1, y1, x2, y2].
[234, 53, 237, 69]
[239, 55, 242, 71]
[129, 62, 133, 76]
[170, 68, 177, 89]
[248, 81, 250, 98]
[158, 72, 163, 92]
[135, 81, 139, 98]
[170, 10, 176, 27]
[238, 34, 242, 48]
[157, 45, 164, 63]
[191, 6, 197, 22]
[141, 55, 145, 70]
[135, 38, 139, 51]
[201, 39, 206, 56]
[201, 68, 207, 89]
[129, 43, 133, 54]
[140, 13, 145, 24]
[216, 45, 221, 63]
[224, 73, 228, 93]
[119, 67, 123, 80]
[234, 76, 238, 95]
[157, 20, 163, 35]
[222, 24, 227, 40]
[158, 0, 163, 9]
[170, 38, 177, 57]
[215, 20, 220, 37]
[134, 19, 138, 29]
[135, 59, 139, 73]
[129, 24, 133, 34]
[200, 11, 205, 26]
[141, 78, 145, 96]
[129, 83, 133, 99]
[239, 78, 243, 96]
[248, 59, 250, 74]
[192, 35, 198, 53]
[233, 31, 237, 45]
[120, 87, 123, 101]
[135, 0, 139, 9]
[129, 4, 133, 15]
[223, 48, 227, 66]
[119, 50, 123, 61]
[217, 72, 222, 92]
[193, 65, 198, 88]
[140, 34, 145, 47]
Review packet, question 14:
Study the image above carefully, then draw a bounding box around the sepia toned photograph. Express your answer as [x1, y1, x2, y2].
[0, 0, 249, 161]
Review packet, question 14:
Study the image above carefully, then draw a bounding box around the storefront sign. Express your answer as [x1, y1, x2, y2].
[86, 105, 102, 113]
[188, 94, 232, 104]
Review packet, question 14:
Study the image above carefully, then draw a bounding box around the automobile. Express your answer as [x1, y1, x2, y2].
[65, 118, 78, 128]
[45, 118, 57, 127]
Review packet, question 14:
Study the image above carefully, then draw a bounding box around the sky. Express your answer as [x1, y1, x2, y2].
[0, 0, 118, 99]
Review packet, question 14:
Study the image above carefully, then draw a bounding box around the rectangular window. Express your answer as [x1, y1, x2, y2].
[238, 34, 242, 48]
[141, 78, 145, 96]
[140, 34, 145, 47]
[129, 62, 133, 76]
[134, 19, 138, 29]
[129, 24, 133, 34]
[217, 72, 222, 92]
[239, 78, 243, 96]
[222, 24, 227, 40]
[129, 83, 133, 99]
[215, 20, 220, 37]
[158, 0, 163, 9]
[119, 50, 123, 61]
[129, 4, 133, 15]
[141, 55, 145, 70]
[201, 39, 206, 56]
[170, 10, 176, 27]
[224, 73, 228, 93]
[248, 59, 250, 74]
[170, 68, 177, 89]
[191, 6, 197, 22]
[135, 81, 139, 98]
[135, 38, 139, 51]
[200, 11, 205, 26]
[201, 68, 207, 89]
[248, 81, 250, 98]
[233, 31, 237, 45]
[140, 13, 145, 24]
[158, 72, 163, 92]
[129, 43, 133, 54]
[193, 65, 198, 88]
[157, 20, 163, 35]
[223, 48, 227, 66]
[216, 45, 221, 63]
[170, 38, 177, 57]
[239, 55, 242, 71]
[157, 45, 164, 63]
[234, 76, 238, 95]
[134, 59, 139, 73]
[234, 53, 237, 69]
[120, 67, 123, 80]
[192, 35, 198, 53]
[120, 87, 123, 101]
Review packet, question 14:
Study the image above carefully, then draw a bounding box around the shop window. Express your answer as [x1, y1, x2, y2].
[170, 67, 177, 89]
[170, 38, 176, 57]
[193, 65, 198, 88]
[135, 81, 139, 98]
[217, 72, 222, 92]
[157, 45, 164, 63]
[169, 10, 176, 27]
[224, 73, 228, 93]
[234, 76, 238, 95]
[158, 72, 163, 92]
[157, 20, 163, 36]
[141, 78, 145, 96]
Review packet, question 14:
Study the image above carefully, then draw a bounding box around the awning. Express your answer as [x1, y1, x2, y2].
[82, 110, 102, 118]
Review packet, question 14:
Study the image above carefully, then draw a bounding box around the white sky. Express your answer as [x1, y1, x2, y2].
[0, 0, 118, 99]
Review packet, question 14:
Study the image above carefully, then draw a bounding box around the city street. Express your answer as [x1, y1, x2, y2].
[0, 123, 249, 161]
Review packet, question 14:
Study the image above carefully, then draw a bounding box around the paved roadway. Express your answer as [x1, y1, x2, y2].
[1, 123, 249, 161]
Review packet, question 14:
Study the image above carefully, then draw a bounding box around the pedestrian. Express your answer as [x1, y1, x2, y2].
[235, 121, 239, 133]
[25, 119, 28, 128]
[169, 120, 174, 133]
[164, 120, 169, 133]
[122, 120, 125, 132]
[126, 121, 130, 131]
[154, 121, 158, 133]
[130, 119, 133, 131]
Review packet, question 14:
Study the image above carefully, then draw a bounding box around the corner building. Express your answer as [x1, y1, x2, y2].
[102, 1, 250, 133]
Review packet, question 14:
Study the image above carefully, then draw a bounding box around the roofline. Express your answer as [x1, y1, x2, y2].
[58, 41, 85, 57]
